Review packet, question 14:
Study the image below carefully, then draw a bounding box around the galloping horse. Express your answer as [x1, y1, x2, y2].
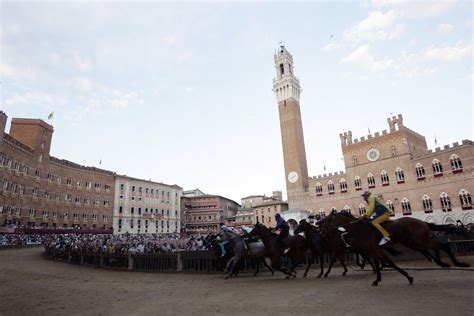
[320, 213, 414, 286]
[204, 232, 274, 278]
[328, 213, 470, 268]
[247, 222, 308, 278]
[294, 219, 348, 278]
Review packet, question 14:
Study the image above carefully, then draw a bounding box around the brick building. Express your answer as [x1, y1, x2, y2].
[181, 195, 240, 234]
[274, 46, 474, 225]
[113, 175, 182, 234]
[0, 112, 115, 228]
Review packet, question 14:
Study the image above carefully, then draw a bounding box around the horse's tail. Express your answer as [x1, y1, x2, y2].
[427, 223, 470, 238]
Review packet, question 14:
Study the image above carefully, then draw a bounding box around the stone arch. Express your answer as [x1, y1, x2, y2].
[443, 215, 455, 225]
[425, 215, 436, 223]
[462, 213, 474, 225]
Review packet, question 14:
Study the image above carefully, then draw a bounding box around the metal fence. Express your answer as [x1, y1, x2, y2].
[43, 239, 474, 274]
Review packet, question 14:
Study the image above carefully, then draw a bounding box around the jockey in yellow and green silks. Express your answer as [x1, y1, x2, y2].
[361, 191, 391, 246]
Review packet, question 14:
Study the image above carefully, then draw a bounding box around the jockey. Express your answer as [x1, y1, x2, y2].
[274, 213, 289, 238]
[361, 191, 391, 246]
[219, 223, 235, 258]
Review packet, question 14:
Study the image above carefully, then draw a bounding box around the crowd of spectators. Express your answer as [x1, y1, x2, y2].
[0, 234, 44, 247]
[43, 233, 209, 254]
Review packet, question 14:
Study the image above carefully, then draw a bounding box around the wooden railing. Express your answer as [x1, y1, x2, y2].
[42, 239, 474, 274]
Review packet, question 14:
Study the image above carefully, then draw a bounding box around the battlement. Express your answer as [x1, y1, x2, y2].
[309, 170, 346, 180]
[341, 114, 426, 149]
[425, 140, 473, 155]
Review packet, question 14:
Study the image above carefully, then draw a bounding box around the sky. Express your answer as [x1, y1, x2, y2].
[0, 0, 472, 203]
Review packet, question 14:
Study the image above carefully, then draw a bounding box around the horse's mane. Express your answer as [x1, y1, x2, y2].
[339, 212, 357, 219]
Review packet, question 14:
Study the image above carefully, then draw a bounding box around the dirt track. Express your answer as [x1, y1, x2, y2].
[0, 247, 473, 316]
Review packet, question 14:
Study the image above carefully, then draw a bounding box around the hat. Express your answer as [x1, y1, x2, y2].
[361, 191, 371, 198]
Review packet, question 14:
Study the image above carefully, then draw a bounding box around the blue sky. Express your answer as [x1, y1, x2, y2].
[1, 1, 472, 202]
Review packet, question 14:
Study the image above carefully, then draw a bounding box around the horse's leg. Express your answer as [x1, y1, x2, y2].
[378, 251, 414, 285]
[372, 257, 382, 287]
[317, 253, 325, 278]
[263, 257, 274, 275]
[338, 254, 348, 276]
[437, 240, 469, 267]
[224, 257, 235, 279]
[253, 259, 260, 276]
[324, 252, 336, 278]
[303, 252, 312, 278]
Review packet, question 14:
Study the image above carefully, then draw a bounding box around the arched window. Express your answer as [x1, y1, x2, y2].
[342, 205, 351, 214]
[367, 173, 375, 188]
[352, 156, 358, 165]
[432, 159, 443, 176]
[440, 192, 451, 212]
[279, 63, 284, 76]
[354, 176, 362, 190]
[386, 200, 395, 214]
[319, 208, 326, 218]
[328, 181, 335, 194]
[395, 167, 405, 183]
[381, 170, 390, 186]
[459, 189, 472, 210]
[422, 195, 433, 213]
[401, 198, 411, 215]
[330, 207, 338, 214]
[415, 163, 425, 180]
[358, 204, 367, 216]
[339, 179, 348, 192]
[450, 154, 463, 173]
[315, 183, 323, 195]
[391, 146, 397, 156]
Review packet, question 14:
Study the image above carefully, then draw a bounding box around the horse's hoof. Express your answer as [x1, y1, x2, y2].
[224, 276, 229, 280]
[408, 277, 414, 285]
[371, 281, 378, 286]
[324, 274, 328, 278]
[293, 274, 296, 278]
[317, 275, 322, 279]
[303, 274, 307, 278]
[285, 276, 290, 280]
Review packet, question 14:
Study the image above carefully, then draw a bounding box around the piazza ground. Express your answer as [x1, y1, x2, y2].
[0, 247, 473, 315]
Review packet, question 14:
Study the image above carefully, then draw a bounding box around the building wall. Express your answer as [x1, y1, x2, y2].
[182, 195, 240, 234]
[287, 115, 473, 225]
[0, 113, 115, 228]
[252, 202, 289, 226]
[113, 176, 182, 234]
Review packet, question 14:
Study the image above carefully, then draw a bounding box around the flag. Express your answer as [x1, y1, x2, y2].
[324, 165, 326, 172]
[48, 111, 54, 120]
[368, 128, 371, 134]
[99, 159, 102, 165]
[435, 135, 438, 146]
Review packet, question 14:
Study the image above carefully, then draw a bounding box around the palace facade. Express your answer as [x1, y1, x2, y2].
[274, 46, 473, 225]
[0, 112, 115, 229]
[113, 175, 182, 234]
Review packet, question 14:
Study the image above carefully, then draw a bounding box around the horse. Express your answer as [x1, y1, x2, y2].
[320, 213, 414, 286]
[204, 232, 274, 278]
[331, 213, 470, 268]
[294, 219, 349, 278]
[247, 222, 308, 278]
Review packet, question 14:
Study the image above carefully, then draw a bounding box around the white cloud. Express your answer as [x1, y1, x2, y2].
[72, 77, 92, 91]
[371, 0, 457, 19]
[341, 45, 393, 72]
[344, 10, 404, 42]
[438, 23, 454, 34]
[423, 41, 472, 62]
[322, 41, 341, 52]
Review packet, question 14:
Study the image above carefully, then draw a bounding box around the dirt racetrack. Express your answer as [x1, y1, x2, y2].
[0, 247, 473, 316]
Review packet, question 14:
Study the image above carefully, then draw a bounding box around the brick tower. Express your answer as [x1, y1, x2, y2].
[273, 45, 309, 197]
